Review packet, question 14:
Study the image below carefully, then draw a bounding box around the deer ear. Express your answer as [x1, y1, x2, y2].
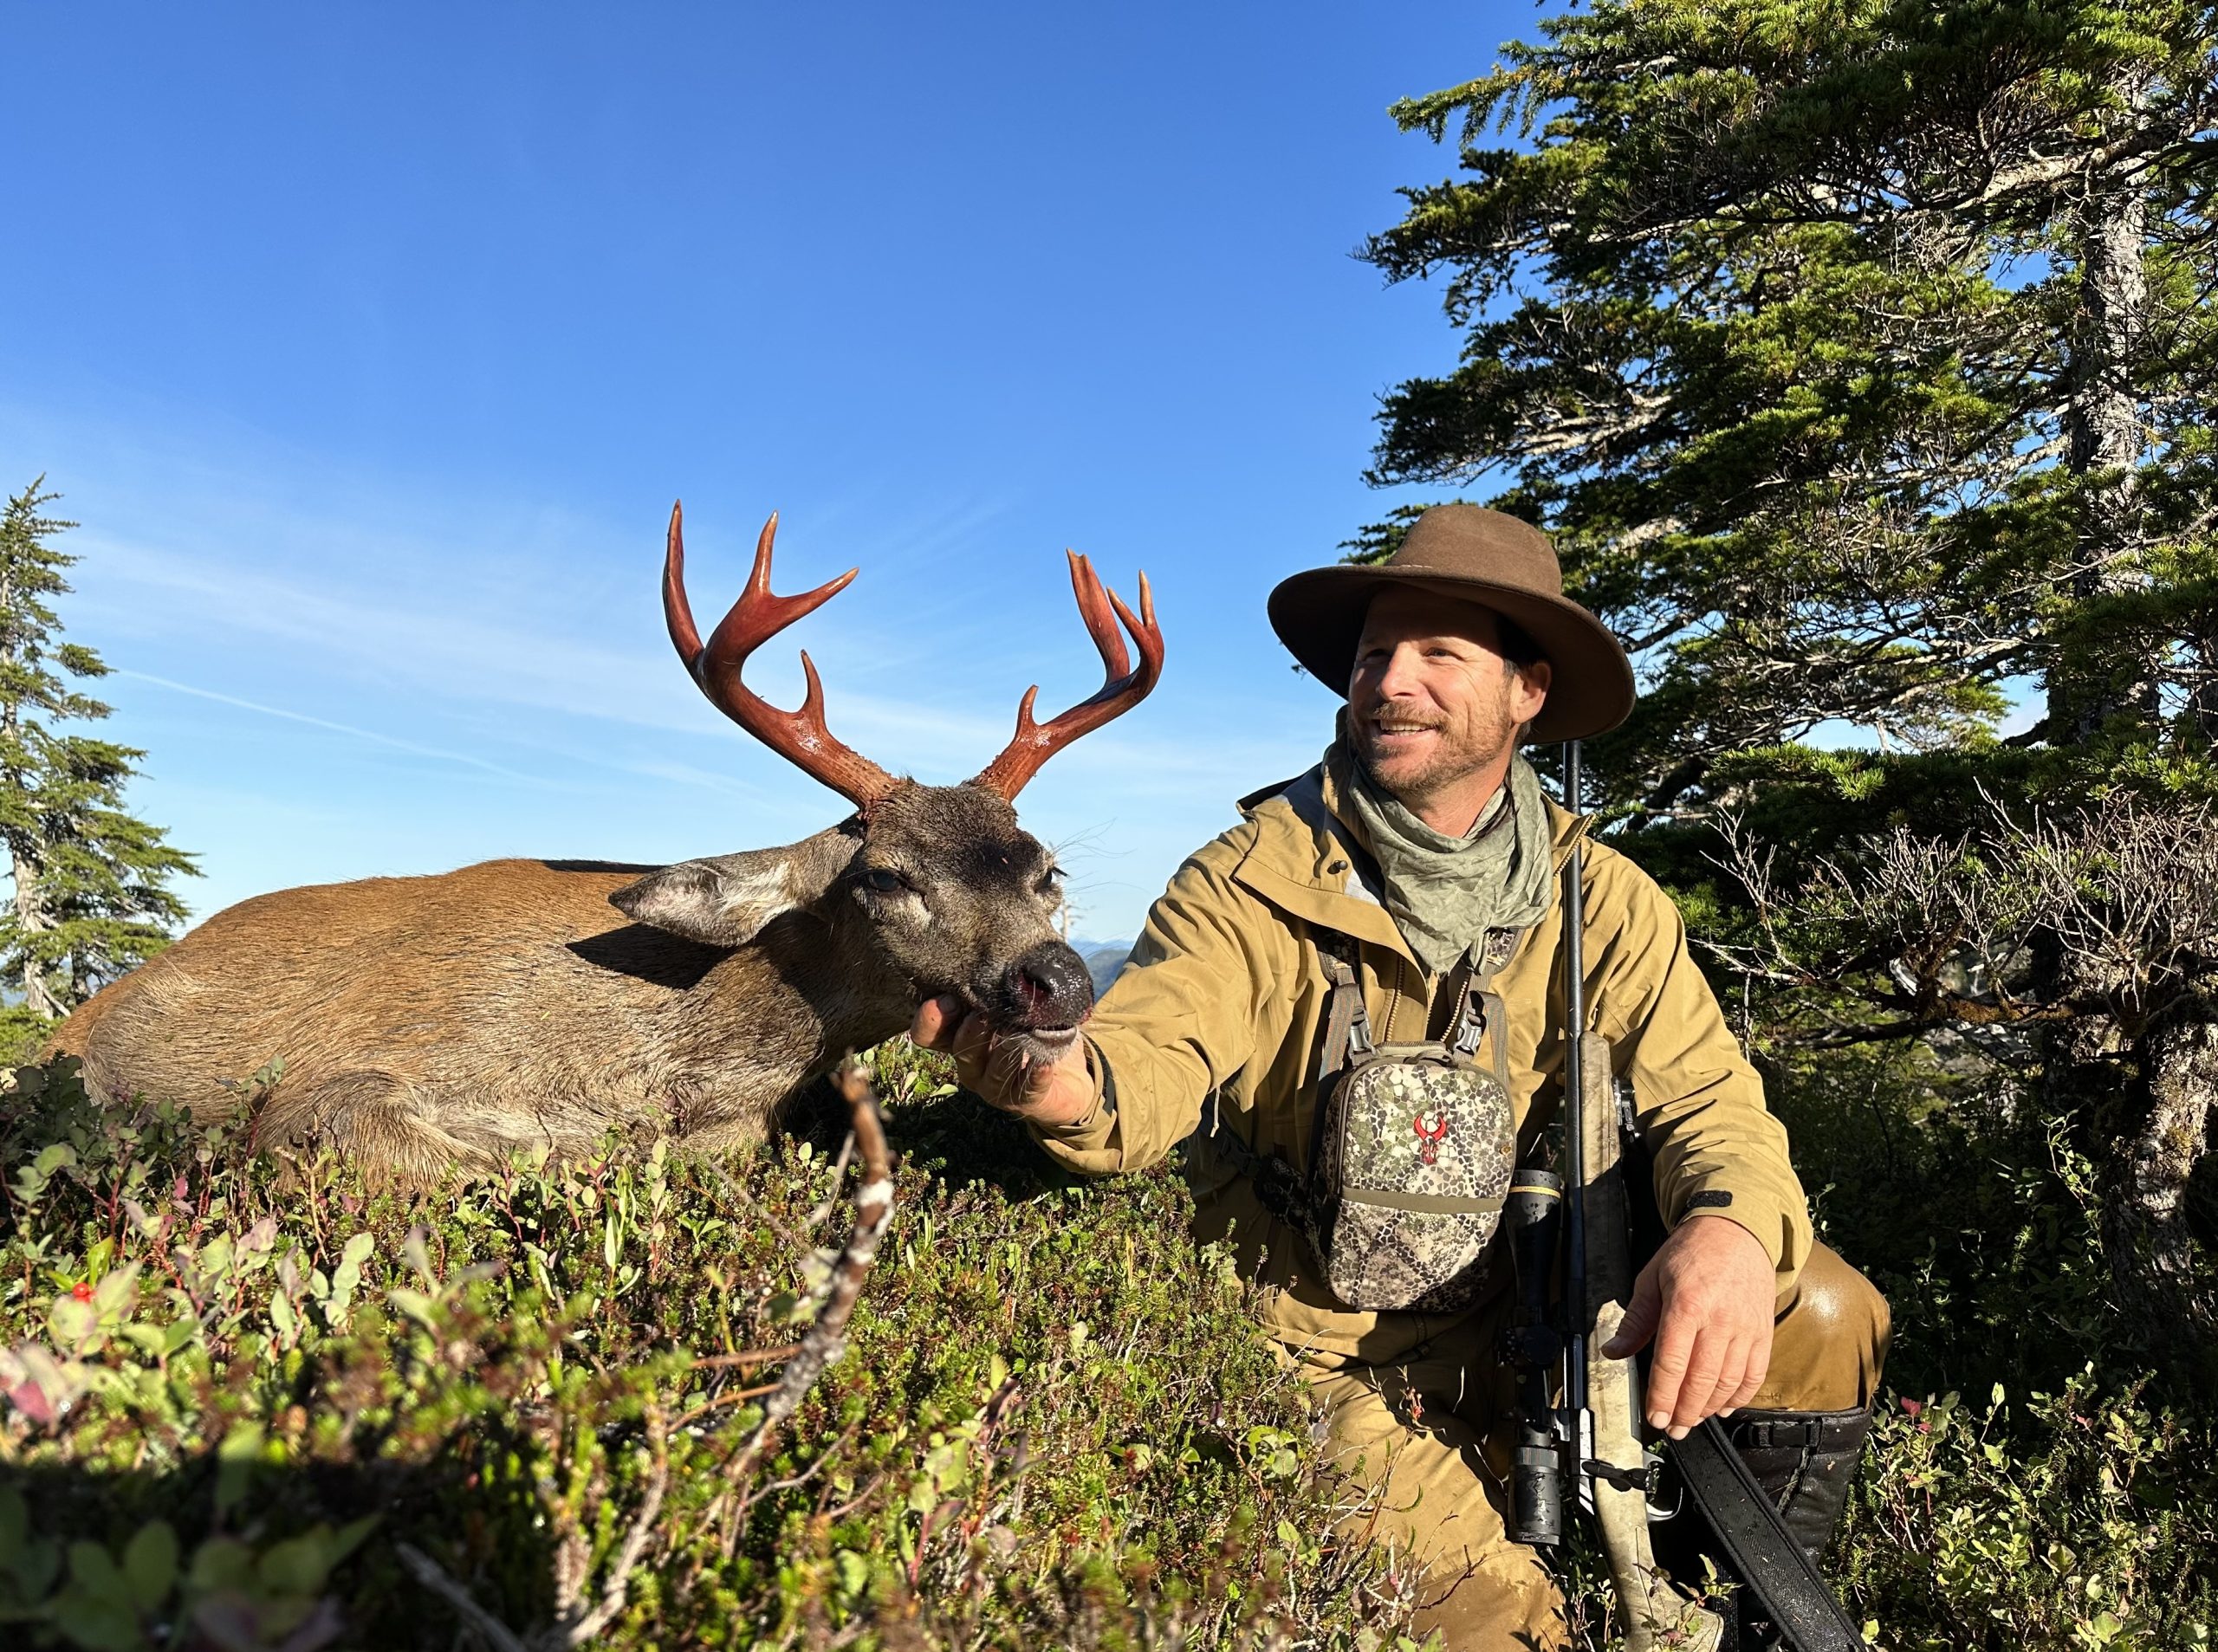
[610, 831, 853, 948]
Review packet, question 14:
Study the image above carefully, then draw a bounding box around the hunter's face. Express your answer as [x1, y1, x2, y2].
[1346, 587, 1551, 804]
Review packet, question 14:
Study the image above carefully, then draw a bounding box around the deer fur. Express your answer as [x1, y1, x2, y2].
[44, 505, 1157, 1180]
[49, 783, 1087, 1182]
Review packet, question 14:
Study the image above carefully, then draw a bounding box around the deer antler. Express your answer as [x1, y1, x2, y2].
[662, 502, 904, 808]
[969, 551, 1164, 801]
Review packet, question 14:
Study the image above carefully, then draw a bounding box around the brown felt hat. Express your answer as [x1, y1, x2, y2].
[1268, 504, 1635, 744]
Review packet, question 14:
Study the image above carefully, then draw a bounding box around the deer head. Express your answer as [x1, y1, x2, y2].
[610, 504, 1163, 1064]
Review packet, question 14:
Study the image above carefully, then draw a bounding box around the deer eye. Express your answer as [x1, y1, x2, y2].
[862, 868, 911, 896]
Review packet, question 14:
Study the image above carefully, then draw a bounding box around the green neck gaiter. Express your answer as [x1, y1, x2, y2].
[1327, 737, 1556, 980]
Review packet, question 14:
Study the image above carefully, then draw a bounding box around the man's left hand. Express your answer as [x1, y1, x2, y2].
[1600, 1214, 1776, 1439]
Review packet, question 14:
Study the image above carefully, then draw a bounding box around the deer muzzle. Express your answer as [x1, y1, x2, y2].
[993, 939, 1096, 1044]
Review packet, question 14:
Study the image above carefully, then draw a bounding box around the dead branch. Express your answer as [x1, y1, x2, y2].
[397, 1403, 671, 1652]
[717, 1058, 896, 1554]
[554, 1402, 671, 1646]
[395, 1543, 530, 1652]
[686, 1344, 803, 1373]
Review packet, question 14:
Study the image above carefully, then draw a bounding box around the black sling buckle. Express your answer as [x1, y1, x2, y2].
[1671, 1417, 1864, 1651]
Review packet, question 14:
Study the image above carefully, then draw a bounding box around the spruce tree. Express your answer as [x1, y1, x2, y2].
[1361, 0, 2218, 1360]
[0, 481, 195, 1053]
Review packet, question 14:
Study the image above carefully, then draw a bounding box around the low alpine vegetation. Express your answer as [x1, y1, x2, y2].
[0, 1046, 1422, 1650]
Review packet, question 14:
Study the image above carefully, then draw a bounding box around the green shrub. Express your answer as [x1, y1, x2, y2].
[0, 1050, 1421, 1650]
[10, 1027, 2215, 1649]
[1772, 1046, 2218, 1650]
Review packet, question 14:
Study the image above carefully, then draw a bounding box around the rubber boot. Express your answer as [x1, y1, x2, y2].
[1723, 1406, 1873, 1562]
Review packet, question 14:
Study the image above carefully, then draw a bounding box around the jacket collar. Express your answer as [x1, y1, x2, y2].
[1229, 762, 1593, 971]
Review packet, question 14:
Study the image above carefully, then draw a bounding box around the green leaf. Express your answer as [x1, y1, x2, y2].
[48, 1295, 96, 1347]
[185, 1537, 254, 1597]
[53, 1588, 141, 1652]
[66, 1541, 122, 1597]
[117, 1324, 166, 1358]
[213, 1422, 265, 1519]
[10, 1532, 61, 1601]
[835, 1549, 870, 1599]
[92, 1261, 141, 1318]
[0, 1487, 26, 1562]
[328, 1514, 379, 1568]
[256, 1530, 334, 1597]
[120, 1524, 176, 1612]
[388, 1287, 438, 1330]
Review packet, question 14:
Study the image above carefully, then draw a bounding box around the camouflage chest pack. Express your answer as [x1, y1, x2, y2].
[1211, 923, 1526, 1315]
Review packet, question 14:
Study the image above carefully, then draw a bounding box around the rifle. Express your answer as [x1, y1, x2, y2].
[1503, 742, 1863, 1652]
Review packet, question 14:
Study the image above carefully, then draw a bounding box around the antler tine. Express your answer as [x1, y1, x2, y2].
[1066, 550, 1133, 681]
[661, 502, 904, 809]
[969, 551, 1164, 801]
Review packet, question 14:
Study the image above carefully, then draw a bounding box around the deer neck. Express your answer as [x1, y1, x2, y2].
[658, 910, 915, 1118]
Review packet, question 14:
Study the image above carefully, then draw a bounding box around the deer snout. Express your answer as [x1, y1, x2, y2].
[997, 940, 1095, 1033]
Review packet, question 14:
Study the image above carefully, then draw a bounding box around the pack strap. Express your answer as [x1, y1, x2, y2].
[1671, 1419, 1864, 1652]
[1316, 938, 1372, 1079]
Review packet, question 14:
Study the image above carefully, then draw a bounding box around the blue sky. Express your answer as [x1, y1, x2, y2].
[3, 2, 1529, 943]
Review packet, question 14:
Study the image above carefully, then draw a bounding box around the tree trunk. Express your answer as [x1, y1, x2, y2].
[2040, 165, 2218, 1369]
[10, 838, 60, 1022]
[2195, 632, 2218, 745]
[0, 554, 53, 1023]
[2104, 1004, 2218, 1377]
[2054, 177, 2156, 739]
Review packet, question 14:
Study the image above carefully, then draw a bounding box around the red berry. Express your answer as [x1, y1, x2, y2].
[70, 1282, 93, 1302]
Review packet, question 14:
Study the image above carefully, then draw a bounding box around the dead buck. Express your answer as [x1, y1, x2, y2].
[47, 505, 1162, 1178]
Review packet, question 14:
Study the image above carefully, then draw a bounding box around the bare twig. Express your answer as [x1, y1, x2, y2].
[400, 1395, 675, 1649]
[718, 1058, 896, 1554]
[675, 1379, 782, 1428]
[395, 1542, 531, 1652]
[687, 1344, 802, 1373]
[557, 1403, 671, 1645]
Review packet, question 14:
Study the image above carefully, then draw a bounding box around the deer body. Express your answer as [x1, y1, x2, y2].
[49, 508, 1163, 1177]
[53, 855, 898, 1176]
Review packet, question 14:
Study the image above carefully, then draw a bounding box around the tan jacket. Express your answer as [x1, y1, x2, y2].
[1031, 762, 1812, 1364]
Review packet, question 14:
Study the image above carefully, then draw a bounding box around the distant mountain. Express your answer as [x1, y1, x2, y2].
[1072, 939, 1134, 996]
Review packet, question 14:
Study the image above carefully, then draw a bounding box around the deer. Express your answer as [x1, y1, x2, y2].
[44, 504, 1163, 1181]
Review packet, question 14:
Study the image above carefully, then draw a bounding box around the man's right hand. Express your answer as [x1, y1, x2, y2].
[908, 995, 1097, 1127]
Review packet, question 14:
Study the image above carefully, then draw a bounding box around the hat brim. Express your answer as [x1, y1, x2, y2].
[1267, 565, 1636, 744]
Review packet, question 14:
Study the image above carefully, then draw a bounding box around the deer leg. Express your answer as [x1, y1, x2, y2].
[263, 1071, 491, 1189]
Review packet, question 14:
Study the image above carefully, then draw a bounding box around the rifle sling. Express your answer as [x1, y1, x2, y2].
[1672, 1417, 1864, 1652]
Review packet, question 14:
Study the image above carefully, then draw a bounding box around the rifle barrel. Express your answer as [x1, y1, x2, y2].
[1563, 742, 1589, 1421]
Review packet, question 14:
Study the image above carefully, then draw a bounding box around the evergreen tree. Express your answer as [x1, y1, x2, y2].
[1360, 1, 2218, 1362]
[0, 481, 195, 1052]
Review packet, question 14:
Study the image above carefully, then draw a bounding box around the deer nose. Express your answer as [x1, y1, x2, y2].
[1002, 941, 1095, 1031]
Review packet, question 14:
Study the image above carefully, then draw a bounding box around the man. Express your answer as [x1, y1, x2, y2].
[915, 505, 1888, 1649]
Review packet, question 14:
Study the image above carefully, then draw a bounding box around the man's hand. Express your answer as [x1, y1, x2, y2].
[1600, 1214, 1776, 1439]
[908, 996, 1097, 1127]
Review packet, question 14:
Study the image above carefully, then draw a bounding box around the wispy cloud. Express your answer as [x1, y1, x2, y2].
[14, 400, 1326, 939]
[120, 670, 540, 781]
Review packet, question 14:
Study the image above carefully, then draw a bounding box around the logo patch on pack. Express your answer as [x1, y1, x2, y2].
[1413, 1111, 1449, 1164]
